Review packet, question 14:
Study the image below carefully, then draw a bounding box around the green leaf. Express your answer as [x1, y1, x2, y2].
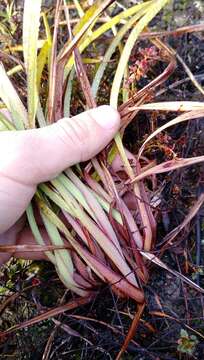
[73, 1, 99, 36]
[0, 63, 27, 129]
[37, 40, 50, 91]
[37, 198, 88, 296]
[38, 195, 140, 295]
[110, 0, 170, 107]
[42, 11, 52, 46]
[39, 183, 72, 213]
[108, 0, 171, 179]
[23, 0, 42, 128]
[65, 169, 121, 249]
[40, 179, 137, 287]
[26, 203, 56, 263]
[92, 8, 148, 98]
[73, 0, 84, 18]
[63, 66, 75, 117]
[64, 0, 154, 75]
[0, 111, 15, 130]
[41, 212, 86, 295]
[37, 11, 53, 93]
[56, 173, 97, 221]
[59, 0, 115, 62]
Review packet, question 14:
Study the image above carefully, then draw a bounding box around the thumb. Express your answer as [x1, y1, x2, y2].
[0, 106, 120, 185]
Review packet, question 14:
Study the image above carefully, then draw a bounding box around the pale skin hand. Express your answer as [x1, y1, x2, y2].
[0, 106, 120, 265]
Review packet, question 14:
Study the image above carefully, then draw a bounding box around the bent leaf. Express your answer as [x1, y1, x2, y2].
[138, 110, 204, 158]
[131, 156, 204, 183]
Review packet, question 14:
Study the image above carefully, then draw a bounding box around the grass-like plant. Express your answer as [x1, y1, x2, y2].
[0, 0, 204, 356]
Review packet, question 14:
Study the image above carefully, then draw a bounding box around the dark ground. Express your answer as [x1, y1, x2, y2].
[1, 1, 204, 359]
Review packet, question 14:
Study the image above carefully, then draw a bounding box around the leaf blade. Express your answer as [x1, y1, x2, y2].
[0, 63, 27, 129]
[23, 0, 42, 128]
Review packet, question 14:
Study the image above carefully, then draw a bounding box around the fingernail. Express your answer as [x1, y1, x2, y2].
[91, 105, 121, 130]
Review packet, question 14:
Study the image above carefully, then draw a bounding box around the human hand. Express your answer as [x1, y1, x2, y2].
[0, 106, 120, 265]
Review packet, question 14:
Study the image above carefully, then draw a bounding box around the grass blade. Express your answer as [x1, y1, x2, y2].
[58, 0, 115, 62]
[23, 0, 42, 128]
[0, 111, 15, 130]
[132, 101, 204, 112]
[110, 0, 170, 108]
[47, 0, 61, 123]
[41, 212, 87, 296]
[26, 203, 56, 263]
[0, 63, 27, 129]
[92, 8, 148, 98]
[131, 156, 204, 183]
[64, 0, 154, 75]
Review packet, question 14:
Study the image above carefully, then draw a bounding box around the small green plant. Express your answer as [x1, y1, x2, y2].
[177, 329, 198, 355]
[0, 0, 17, 38]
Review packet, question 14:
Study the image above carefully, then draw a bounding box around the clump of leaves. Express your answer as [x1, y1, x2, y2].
[0, 0, 17, 39]
[0, 0, 204, 357]
[177, 329, 198, 355]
